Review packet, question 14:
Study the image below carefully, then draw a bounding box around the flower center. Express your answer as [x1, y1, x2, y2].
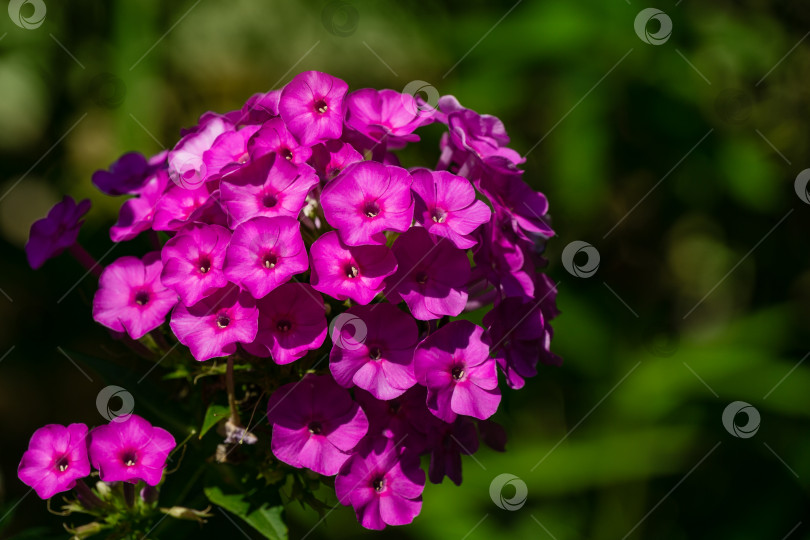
[122, 451, 137, 467]
[280, 148, 293, 161]
[216, 314, 230, 328]
[56, 456, 69, 472]
[372, 476, 385, 493]
[344, 263, 360, 279]
[308, 421, 322, 435]
[198, 257, 211, 274]
[314, 99, 328, 114]
[362, 201, 381, 218]
[262, 193, 278, 208]
[368, 346, 382, 360]
[134, 290, 150, 306]
[431, 208, 447, 223]
[415, 271, 429, 285]
[451, 365, 465, 381]
[276, 319, 291, 333]
[262, 253, 278, 269]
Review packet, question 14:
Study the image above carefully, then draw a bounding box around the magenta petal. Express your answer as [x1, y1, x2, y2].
[379, 493, 422, 527]
[450, 381, 501, 420]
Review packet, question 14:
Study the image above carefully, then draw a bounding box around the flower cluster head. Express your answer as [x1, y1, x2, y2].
[18, 414, 175, 500]
[26, 70, 561, 531]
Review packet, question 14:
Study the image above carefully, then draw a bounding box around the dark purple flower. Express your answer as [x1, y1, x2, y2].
[93, 252, 178, 339]
[110, 169, 169, 242]
[356, 386, 433, 453]
[413, 320, 500, 422]
[336, 437, 425, 530]
[310, 231, 397, 304]
[473, 219, 536, 299]
[484, 296, 553, 389]
[330, 304, 419, 400]
[18, 423, 91, 499]
[220, 152, 319, 228]
[243, 283, 327, 364]
[169, 286, 258, 361]
[92, 151, 166, 196]
[266, 373, 368, 476]
[88, 414, 176, 486]
[279, 70, 349, 146]
[411, 168, 491, 249]
[160, 224, 231, 307]
[427, 417, 478, 485]
[386, 227, 470, 320]
[321, 161, 414, 246]
[25, 196, 91, 270]
[477, 170, 554, 238]
[247, 117, 313, 165]
[345, 88, 433, 145]
[223, 216, 309, 299]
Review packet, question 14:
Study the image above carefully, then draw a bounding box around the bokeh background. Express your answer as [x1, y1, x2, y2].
[2, 0, 810, 538]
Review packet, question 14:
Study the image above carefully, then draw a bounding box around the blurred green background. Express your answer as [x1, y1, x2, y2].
[2, 0, 810, 538]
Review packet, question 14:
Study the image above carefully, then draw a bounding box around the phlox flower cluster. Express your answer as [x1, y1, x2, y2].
[18, 415, 175, 499]
[25, 71, 560, 530]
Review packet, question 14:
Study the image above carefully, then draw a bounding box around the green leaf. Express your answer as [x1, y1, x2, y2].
[200, 404, 230, 439]
[204, 486, 287, 540]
